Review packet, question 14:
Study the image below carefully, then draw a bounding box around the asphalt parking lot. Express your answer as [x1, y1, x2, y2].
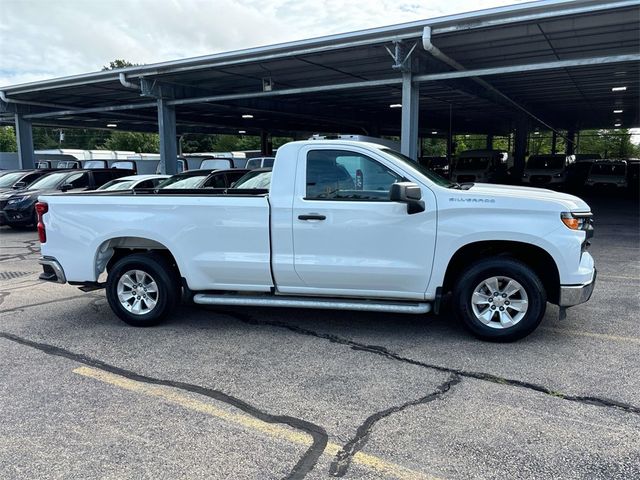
[0, 194, 638, 480]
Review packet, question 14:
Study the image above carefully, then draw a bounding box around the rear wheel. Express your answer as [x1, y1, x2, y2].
[106, 253, 178, 327]
[453, 257, 546, 342]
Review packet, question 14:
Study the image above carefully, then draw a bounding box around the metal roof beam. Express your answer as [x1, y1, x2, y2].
[3, 0, 636, 95]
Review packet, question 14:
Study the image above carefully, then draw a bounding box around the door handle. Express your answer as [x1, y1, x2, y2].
[298, 214, 326, 221]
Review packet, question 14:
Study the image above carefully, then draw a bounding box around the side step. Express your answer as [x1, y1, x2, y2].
[193, 294, 431, 314]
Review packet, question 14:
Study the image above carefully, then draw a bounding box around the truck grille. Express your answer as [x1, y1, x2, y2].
[531, 175, 551, 184]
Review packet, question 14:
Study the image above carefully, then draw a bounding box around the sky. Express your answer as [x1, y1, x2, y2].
[0, 0, 531, 87]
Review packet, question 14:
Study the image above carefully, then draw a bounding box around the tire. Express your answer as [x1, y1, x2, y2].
[106, 252, 179, 327]
[452, 257, 547, 342]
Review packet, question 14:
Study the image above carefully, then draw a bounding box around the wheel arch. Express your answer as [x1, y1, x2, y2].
[95, 236, 182, 280]
[442, 240, 560, 304]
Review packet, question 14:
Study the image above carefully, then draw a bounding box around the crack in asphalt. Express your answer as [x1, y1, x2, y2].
[0, 331, 329, 480]
[0, 240, 40, 262]
[215, 310, 640, 416]
[330, 373, 462, 478]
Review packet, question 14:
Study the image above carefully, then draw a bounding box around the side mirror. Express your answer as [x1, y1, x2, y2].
[390, 182, 425, 214]
[59, 183, 73, 192]
[12, 181, 27, 190]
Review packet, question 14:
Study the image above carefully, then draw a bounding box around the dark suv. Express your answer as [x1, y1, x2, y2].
[0, 169, 133, 228]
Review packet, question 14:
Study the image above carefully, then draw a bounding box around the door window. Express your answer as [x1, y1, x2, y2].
[65, 172, 90, 188]
[305, 150, 402, 201]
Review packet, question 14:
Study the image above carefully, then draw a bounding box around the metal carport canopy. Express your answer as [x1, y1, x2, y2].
[1, 0, 638, 138]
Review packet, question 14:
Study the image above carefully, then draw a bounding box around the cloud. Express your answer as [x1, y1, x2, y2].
[0, 0, 526, 87]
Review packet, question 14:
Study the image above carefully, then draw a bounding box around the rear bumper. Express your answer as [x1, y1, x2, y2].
[559, 269, 596, 307]
[39, 256, 67, 284]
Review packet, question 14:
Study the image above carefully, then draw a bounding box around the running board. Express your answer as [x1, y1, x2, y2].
[192, 294, 431, 314]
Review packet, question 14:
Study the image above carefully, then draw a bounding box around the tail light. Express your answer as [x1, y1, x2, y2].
[35, 202, 48, 243]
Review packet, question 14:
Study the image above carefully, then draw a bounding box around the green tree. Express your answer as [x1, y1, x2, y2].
[578, 129, 639, 158]
[102, 131, 160, 153]
[102, 59, 139, 71]
[0, 126, 17, 152]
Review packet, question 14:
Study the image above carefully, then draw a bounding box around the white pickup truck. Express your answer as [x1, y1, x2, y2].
[36, 140, 596, 341]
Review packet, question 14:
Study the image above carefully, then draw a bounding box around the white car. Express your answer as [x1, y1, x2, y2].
[36, 140, 596, 342]
[522, 154, 575, 187]
[97, 175, 170, 191]
[585, 160, 628, 189]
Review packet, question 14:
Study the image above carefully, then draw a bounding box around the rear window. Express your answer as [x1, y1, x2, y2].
[200, 159, 232, 170]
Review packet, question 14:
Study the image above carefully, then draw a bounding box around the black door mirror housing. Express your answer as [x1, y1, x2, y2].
[12, 181, 27, 190]
[59, 183, 73, 192]
[390, 182, 425, 214]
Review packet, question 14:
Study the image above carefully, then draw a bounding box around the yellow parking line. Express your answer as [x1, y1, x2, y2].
[543, 327, 640, 345]
[73, 366, 438, 480]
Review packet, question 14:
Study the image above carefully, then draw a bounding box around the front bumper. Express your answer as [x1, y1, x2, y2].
[1, 206, 34, 225]
[39, 257, 67, 284]
[559, 269, 596, 307]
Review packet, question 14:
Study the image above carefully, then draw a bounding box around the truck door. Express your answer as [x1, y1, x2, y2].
[288, 146, 437, 299]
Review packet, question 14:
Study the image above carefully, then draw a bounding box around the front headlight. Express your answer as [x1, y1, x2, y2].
[561, 212, 593, 231]
[554, 173, 563, 178]
[6, 196, 28, 205]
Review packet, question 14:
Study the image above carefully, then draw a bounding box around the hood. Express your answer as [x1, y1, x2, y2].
[0, 188, 58, 201]
[467, 183, 590, 212]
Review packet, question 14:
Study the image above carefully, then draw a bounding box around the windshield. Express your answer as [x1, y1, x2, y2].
[27, 172, 69, 190]
[158, 174, 208, 189]
[233, 170, 272, 189]
[591, 163, 626, 176]
[200, 159, 232, 170]
[0, 172, 26, 188]
[98, 179, 137, 190]
[528, 156, 565, 170]
[380, 149, 455, 188]
[456, 157, 490, 170]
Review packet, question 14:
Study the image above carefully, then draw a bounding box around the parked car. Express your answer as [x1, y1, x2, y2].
[522, 154, 575, 188]
[451, 149, 512, 184]
[0, 169, 58, 194]
[626, 159, 639, 197]
[37, 140, 595, 342]
[156, 169, 219, 189]
[97, 175, 170, 191]
[0, 168, 133, 228]
[585, 160, 628, 189]
[419, 156, 449, 178]
[245, 157, 275, 170]
[200, 169, 250, 188]
[230, 168, 272, 189]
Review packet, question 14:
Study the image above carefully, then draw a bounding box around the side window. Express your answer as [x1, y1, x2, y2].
[203, 173, 228, 188]
[305, 150, 402, 201]
[22, 173, 42, 185]
[65, 173, 90, 188]
[91, 171, 115, 187]
[135, 180, 154, 189]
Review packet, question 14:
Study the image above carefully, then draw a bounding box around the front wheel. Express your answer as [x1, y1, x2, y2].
[106, 253, 178, 327]
[452, 257, 547, 342]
